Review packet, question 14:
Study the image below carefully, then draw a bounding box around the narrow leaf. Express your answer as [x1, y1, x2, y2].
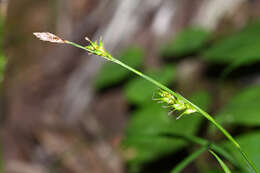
[161, 133, 239, 169]
[209, 150, 232, 173]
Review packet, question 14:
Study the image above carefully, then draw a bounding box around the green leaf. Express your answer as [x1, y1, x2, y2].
[214, 85, 260, 126]
[124, 65, 176, 105]
[171, 146, 208, 173]
[122, 91, 210, 166]
[123, 104, 203, 165]
[0, 55, 6, 82]
[209, 150, 232, 173]
[203, 22, 260, 64]
[95, 46, 144, 89]
[189, 90, 212, 111]
[221, 131, 260, 173]
[161, 27, 210, 57]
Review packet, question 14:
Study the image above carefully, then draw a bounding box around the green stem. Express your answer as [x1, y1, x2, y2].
[66, 41, 94, 53]
[65, 41, 260, 173]
[240, 149, 260, 173]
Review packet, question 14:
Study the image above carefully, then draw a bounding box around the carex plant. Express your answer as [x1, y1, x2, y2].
[34, 32, 260, 173]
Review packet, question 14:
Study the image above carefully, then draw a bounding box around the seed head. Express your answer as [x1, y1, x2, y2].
[153, 89, 197, 119]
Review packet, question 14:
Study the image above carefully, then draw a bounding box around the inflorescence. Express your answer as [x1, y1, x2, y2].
[84, 37, 112, 61]
[153, 89, 197, 119]
[33, 32, 112, 61]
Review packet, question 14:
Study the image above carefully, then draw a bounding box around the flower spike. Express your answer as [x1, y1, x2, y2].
[84, 37, 113, 61]
[34, 32, 113, 61]
[153, 89, 197, 119]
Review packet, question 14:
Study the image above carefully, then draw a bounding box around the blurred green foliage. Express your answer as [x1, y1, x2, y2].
[215, 86, 260, 126]
[123, 91, 210, 171]
[0, 55, 6, 82]
[161, 27, 210, 57]
[203, 22, 260, 64]
[222, 131, 260, 173]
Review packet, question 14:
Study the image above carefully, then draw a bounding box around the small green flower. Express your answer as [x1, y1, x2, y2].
[153, 89, 197, 119]
[85, 37, 112, 61]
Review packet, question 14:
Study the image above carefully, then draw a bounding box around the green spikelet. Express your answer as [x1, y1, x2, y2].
[85, 37, 113, 61]
[153, 89, 197, 119]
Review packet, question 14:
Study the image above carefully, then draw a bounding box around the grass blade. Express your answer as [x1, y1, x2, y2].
[209, 150, 232, 173]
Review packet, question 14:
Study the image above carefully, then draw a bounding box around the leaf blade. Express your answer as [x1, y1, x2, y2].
[209, 150, 232, 173]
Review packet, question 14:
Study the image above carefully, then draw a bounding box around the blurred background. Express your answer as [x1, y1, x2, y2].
[1, 0, 260, 173]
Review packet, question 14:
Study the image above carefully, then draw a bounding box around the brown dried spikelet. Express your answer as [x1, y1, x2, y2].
[33, 32, 65, 43]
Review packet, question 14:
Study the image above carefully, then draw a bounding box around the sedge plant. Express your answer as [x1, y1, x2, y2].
[33, 32, 260, 173]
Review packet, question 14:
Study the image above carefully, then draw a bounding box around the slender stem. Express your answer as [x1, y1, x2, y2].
[66, 41, 94, 53]
[240, 149, 260, 173]
[65, 41, 260, 173]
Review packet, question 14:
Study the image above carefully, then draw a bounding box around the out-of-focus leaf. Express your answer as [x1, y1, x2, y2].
[221, 131, 260, 173]
[203, 22, 260, 64]
[95, 46, 144, 89]
[189, 90, 212, 111]
[221, 55, 260, 78]
[209, 150, 232, 173]
[123, 104, 202, 165]
[122, 91, 211, 166]
[171, 146, 208, 173]
[124, 65, 176, 106]
[214, 85, 260, 126]
[161, 27, 210, 57]
[0, 55, 6, 82]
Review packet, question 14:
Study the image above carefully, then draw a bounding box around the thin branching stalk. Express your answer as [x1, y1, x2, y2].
[33, 32, 260, 173]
